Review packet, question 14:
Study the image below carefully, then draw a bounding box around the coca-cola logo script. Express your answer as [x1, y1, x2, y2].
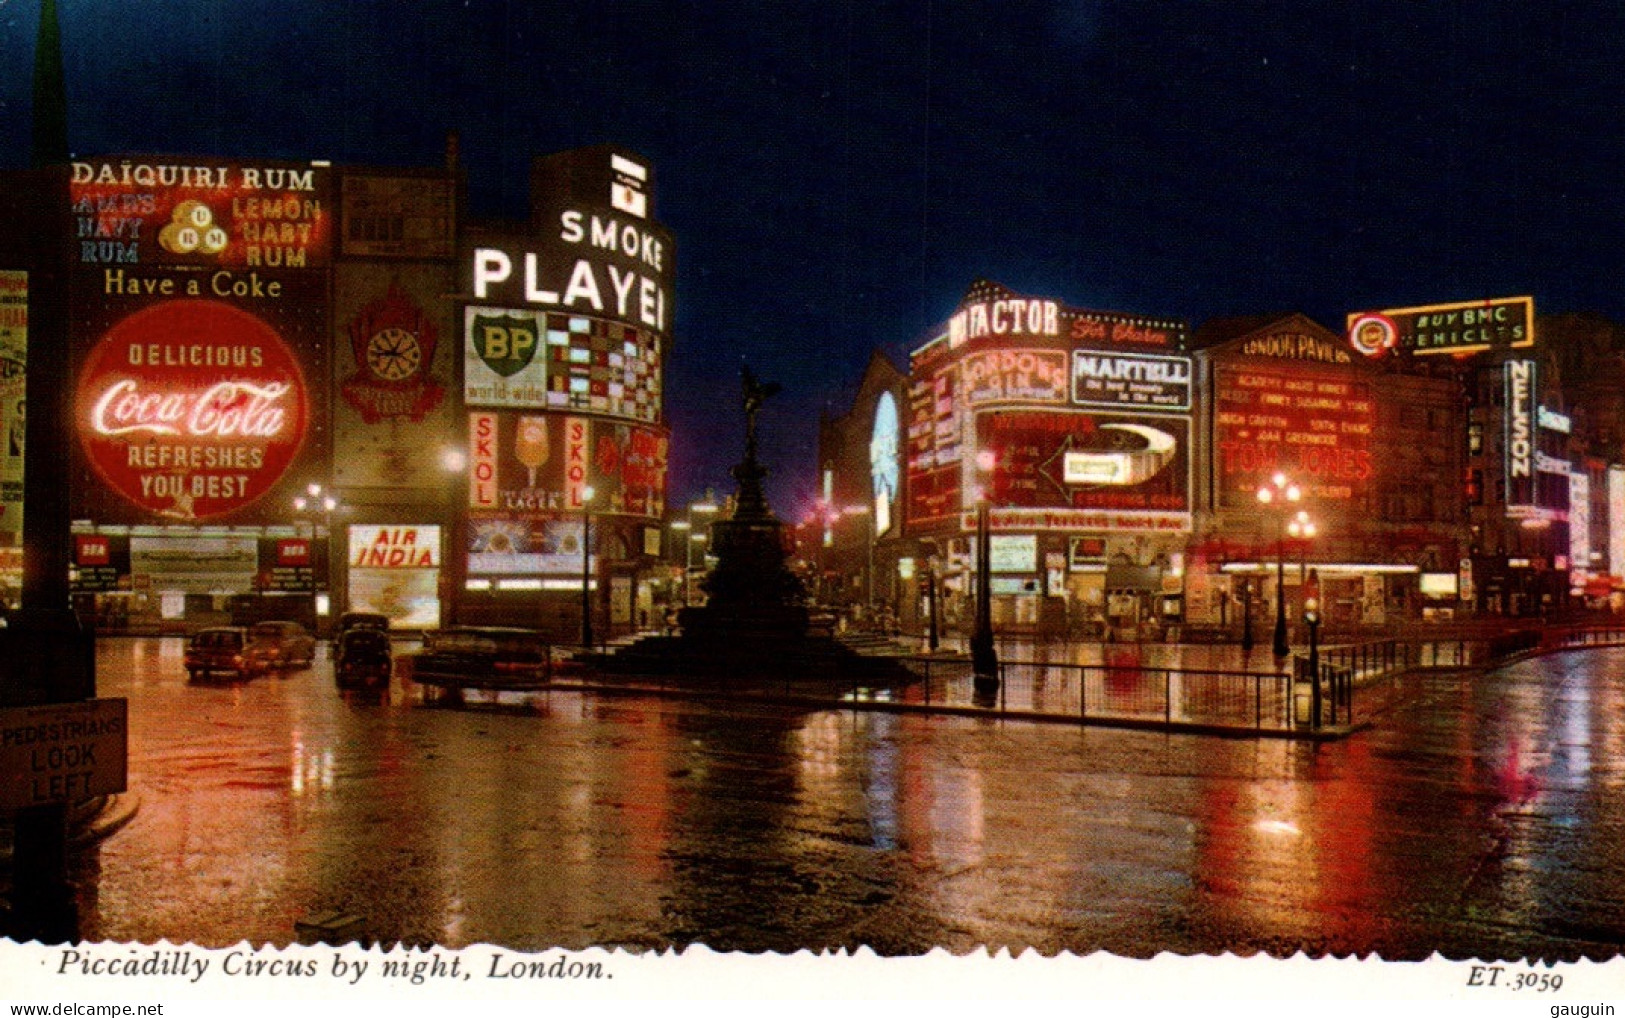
[77, 300, 310, 520]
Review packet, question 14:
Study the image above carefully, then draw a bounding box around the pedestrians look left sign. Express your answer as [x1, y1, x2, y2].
[0, 698, 127, 810]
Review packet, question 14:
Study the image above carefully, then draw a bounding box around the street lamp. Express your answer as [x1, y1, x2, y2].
[1287, 511, 1316, 582]
[1240, 575, 1254, 653]
[1304, 568, 1322, 728]
[687, 532, 707, 606]
[293, 482, 340, 632]
[1256, 472, 1302, 659]
[580, 485, 596, 649]
[669, 519, 690, 606]
[971, 451, 999, 693]
[921, 539, 940, 653]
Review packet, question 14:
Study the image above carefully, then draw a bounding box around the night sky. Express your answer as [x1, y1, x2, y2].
[5, 1, 1625, 515]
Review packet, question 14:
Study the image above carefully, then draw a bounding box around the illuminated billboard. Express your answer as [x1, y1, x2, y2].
[0, 271, 24, 542]
[467, 217, 672, 337]
[75, 300, 310, 520]
[466, 411, 666, 519]
[946, 280, 1185, 351]
[1505, 360, 1536, 511]
[905, 366, 965, 527]
[71, 158, 331, 269]
[1610, 466, 1625, 580]
[1071, 350, 1191, 411]
[348, 525, 441, 569]
[1346, 296, 1533, 358]
[960, 348, 1067, 405]
[467, 515, 594, 576]
[974, 410, 1190, 531]
[1213, 364, 1374, 506]
[69, 157, 331, 525]
[869, 391, 900, 536]
[463, 307, 662, 423]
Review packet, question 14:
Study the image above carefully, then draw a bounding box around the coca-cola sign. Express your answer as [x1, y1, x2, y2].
[76, 300, 309, 520]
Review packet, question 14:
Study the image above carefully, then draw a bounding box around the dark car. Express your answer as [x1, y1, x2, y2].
[401, 626, 551, 690]
[335, 627, 393, 689]
[245, 620, 317, 671]
[337, 611, 390, 636]
[185, 627, 266, 682]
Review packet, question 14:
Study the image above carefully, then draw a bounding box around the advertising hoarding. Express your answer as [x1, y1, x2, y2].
[75, 300, 312, 520]
[960, 348, 1068, 405]
[1570, 471, 1590, 582]
[1070, 350, 1192, 411]
[869, 391, 900, 537]
[463, 307, 663, 424]
[1610, 466, 1625, 581]
[130, 535, 258, 593]
[976, 410, 1191, 531]
[905, 366, 964, 527]
[467, 516, 594, 576]
[467, 218, 672, 337]
[989, 534, 1038, 573]
[0, 270, 25, 542]
[465, 411, 666, 519]
[347, 524, 442, 629]
[945, 280, 1185, 351]
[349, 525, 441, 569]
[1213, 364, 1374, 506]
[71, 158, 331, 269]
[70, 158, 331, 525]
[333, 267, 454, 488]
[1505, 360, 1536, 511]
[1346, 296, 1533, 358]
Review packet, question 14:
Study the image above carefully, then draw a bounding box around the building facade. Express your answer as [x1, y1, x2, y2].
[5, 144, 671, 639]
[820, 284, 1615, 638]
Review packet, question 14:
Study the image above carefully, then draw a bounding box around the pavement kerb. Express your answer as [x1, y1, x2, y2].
[521, 675, 1374, 741]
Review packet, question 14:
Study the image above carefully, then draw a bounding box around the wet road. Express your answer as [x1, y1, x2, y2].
[65, 637, 1625, 959]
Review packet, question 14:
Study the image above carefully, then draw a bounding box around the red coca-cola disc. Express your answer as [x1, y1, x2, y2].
[76, 299, 310, 520]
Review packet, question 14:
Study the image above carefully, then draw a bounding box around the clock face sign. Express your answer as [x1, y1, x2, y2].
[340, 283, 445, 425]
[366, 326, 423, 381]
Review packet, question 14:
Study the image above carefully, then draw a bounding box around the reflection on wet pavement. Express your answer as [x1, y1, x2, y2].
[70, 637, 1625, 960]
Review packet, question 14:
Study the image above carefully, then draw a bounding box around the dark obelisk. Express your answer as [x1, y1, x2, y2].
[4, 0, 92, 943]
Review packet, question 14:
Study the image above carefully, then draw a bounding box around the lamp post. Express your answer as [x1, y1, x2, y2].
[293, 482, 339, 634]
[1288, 511, 1316, 583]
[1240, 575, 1254, 653]
[688, 532, 707, 605]
[1305, 568, 1322, 728]
[441, 447, 467, 629]
[669, 519, 691, 606]
[580, 485, 596, 649]
[1256, 472, 1302, 659]
[921, 540, 940, 652]
[970, 451, 999, 693]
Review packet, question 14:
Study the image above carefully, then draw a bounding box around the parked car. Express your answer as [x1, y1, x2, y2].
[336, 611, 390, 636]
[185, 627, 266, 682]
[244, 620, 317, 671]
[335, 627, 393, 689]
[400, 626, 551, 689]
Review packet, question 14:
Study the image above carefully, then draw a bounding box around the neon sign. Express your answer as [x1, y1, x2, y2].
[76, 300, 309, 520]
[1505, 360, 1535, 509]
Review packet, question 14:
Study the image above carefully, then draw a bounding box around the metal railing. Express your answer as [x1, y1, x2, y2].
[900, 656, 1296, 731]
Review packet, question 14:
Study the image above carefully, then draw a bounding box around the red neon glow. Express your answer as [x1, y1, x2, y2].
[76, 300, 309, 520]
